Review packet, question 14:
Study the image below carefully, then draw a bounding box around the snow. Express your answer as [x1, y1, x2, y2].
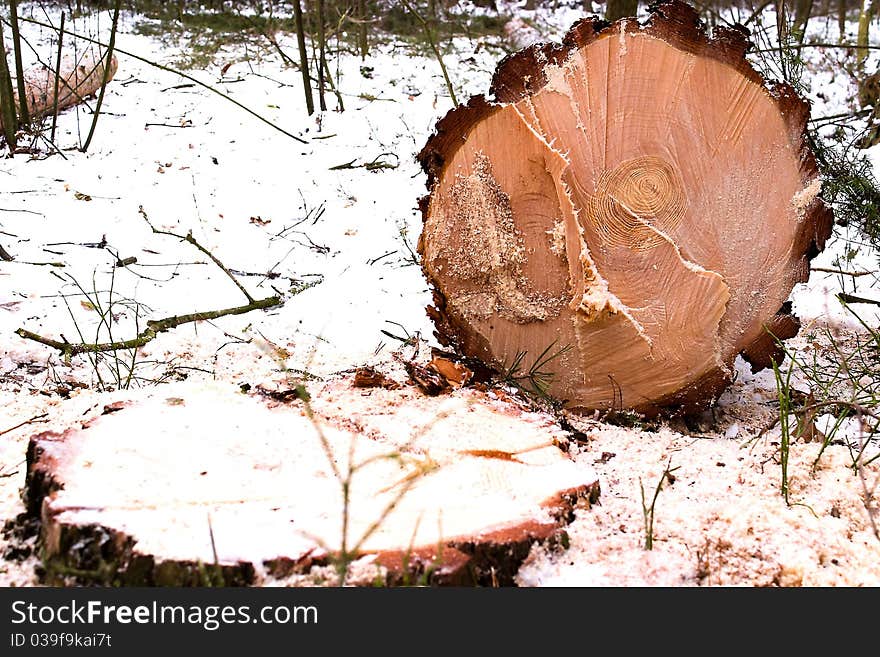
[31, 378, 596, 580]
[1, 2, 880, 587]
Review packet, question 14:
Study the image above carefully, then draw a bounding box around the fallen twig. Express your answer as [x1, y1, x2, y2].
[0, 412, 49, 437]
[15, 207, 283, 359]
[144, 122, 195, 128]
[161, 83, 196, 92]
[329, 152, 398, 171]
[813, 266, 877, 277]
[16, 297, 280, 358]
[140, 206, 255, 303]
[14, 15, 309, 145]
[837, 292, 880, 306]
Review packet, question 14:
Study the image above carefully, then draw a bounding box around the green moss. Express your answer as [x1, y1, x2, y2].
[378, 6, 508, 41]
[131, 10, 285, 70]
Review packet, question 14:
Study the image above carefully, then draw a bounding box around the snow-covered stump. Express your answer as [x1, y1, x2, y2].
[417, 1, 833, 417]
[23, 378, 598, 586]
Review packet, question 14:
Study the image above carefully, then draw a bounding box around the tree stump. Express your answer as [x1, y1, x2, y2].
[23, 378, 598, 586]
[417, 1, 833, 417]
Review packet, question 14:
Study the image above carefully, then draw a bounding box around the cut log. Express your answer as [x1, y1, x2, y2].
[23, 377, 598, 586]
[0, 51, 118, 130]
[417, 1, 833, 417]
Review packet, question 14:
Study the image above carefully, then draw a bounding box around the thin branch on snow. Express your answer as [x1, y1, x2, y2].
[15, 207, 283, 359]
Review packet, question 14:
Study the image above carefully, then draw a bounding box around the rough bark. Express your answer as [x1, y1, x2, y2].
[23, 377, 598, 586]
[417, 1, 833, 417]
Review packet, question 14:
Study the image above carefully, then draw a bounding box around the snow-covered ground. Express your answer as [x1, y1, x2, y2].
[2, 1, 880, 586]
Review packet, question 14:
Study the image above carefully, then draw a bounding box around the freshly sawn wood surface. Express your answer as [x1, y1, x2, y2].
[417, 1, 833, 416]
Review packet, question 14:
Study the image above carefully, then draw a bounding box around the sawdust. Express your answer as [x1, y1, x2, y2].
[429, 153, 566, 324]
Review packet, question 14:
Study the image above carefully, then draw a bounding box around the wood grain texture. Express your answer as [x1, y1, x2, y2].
[418, 0, 833, 417]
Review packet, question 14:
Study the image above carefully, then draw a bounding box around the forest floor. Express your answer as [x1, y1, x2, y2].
[1, 1, 880, 586]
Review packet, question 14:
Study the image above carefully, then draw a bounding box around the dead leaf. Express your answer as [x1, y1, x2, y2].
[796, 393, 826, 443]
[353, 366, 400, 390]
[460, 449, 521, 463]
[405, 361, 449, 396]
[428, 356, 472, 387]
[594, 451, 616, 464]
[74, 191, 92, 201]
